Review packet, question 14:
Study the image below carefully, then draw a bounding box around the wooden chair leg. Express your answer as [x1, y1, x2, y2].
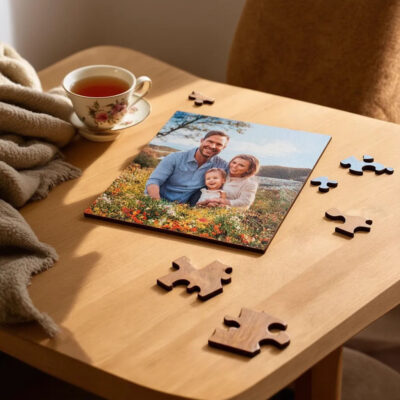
[295, 347, 343, 400]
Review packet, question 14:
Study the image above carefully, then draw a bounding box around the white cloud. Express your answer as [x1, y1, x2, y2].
[228, 140, 299, 157]
[152, 135, 199, 148]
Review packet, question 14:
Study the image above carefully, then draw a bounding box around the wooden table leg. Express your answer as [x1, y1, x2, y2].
[295, 347, 343, 400]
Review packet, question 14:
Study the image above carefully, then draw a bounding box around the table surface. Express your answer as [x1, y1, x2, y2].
[0, 46, 399, 400]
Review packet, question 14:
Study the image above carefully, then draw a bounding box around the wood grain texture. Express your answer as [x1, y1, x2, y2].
[157, 256, 232, 301]
[208, 308, 289, 357]
[325, 208, 373, 238]
[0, 46, 399, 400]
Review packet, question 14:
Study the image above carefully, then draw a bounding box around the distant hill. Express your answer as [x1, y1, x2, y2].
[148, 144, 180, 155]
[144, 146, 311, 181]
[133, 144, 180, 167]
[258, 165, 311, 181]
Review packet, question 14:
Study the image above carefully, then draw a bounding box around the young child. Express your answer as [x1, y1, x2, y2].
[196, 168, 227, 205]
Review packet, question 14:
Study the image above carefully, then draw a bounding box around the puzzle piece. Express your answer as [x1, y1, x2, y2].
[310, 176, 338, 192]
[188, 91, 215, 106]
[340, 155, 394, 175]
[208, 308, 290, 357]
[157, 256, 232, 301]
[325, 208, 372, 238]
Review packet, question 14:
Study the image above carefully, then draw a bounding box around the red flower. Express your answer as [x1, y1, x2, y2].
[240, 234, 249, 245]
[112, 103, 127, 115]
[95, 112, 108, 122]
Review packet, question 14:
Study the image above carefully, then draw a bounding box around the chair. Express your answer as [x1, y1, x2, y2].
[227, 2, 400, 396]
[227, 0, 400, 123]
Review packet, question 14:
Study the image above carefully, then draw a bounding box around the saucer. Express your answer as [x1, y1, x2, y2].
[70, 97, 151, 142]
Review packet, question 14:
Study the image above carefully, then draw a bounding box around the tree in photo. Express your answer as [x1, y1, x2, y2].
[156, 111, 250, 142]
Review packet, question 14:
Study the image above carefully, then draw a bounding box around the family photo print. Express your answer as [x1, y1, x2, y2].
[84, 111, 331, 252]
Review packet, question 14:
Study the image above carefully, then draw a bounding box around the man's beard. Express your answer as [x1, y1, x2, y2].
[199, 146, 217, 159]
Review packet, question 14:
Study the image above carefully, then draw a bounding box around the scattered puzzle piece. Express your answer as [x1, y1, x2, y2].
[188, 91, 215, 106]
[208, 308, 290, 357]
[325, 208, 372, 238]
[340, 155, 394, 175]
[310, 176, 338, 192]
[157, 256, 232, 301]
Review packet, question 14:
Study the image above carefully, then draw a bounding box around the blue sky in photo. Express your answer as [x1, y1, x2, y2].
[150, 112, 331, 168]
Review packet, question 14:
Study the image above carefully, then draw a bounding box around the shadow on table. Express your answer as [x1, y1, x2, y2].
[0, 351, 104, 400]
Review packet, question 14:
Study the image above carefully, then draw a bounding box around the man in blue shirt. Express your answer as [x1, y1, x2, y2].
[145, 131, 229, 204]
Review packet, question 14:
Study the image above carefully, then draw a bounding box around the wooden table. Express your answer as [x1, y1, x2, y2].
[0, 46, 399, 400]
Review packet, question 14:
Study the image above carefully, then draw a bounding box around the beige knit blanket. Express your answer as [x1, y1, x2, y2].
[0, 43, 81, 336]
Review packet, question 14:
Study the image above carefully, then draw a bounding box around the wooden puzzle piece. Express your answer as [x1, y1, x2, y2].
[157, 256, 232, 301]
[310, 176, 338, 192]
[340, 155, 394, 175]
[325, 208, 372, 238]
[188, 91, 215, 106]
[208, 308, 290, 357]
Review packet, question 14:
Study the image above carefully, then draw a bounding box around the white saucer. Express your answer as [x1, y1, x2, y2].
[70, 97, 151, 142]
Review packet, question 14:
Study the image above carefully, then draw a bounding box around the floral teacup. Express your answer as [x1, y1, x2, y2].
[63, 65, 151, 131]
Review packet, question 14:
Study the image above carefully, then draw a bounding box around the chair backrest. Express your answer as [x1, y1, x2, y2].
[227, 0, 400, 123]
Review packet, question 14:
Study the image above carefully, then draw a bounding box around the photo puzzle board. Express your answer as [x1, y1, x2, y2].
[85, 111, 331, 253]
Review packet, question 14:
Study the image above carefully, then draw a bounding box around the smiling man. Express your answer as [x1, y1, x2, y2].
[145, 131, 229, 204]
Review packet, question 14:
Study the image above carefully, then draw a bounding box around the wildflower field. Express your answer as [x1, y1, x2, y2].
[85, 163, 299, 251]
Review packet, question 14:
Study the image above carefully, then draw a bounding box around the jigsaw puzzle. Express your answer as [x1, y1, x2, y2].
[325, 208, 372, 237]
[157, 256, 232, 300]
[340, 155, 394, 175]
[208, 308, 290, 357]
[188, 91, 215, 106]
[310, 176, 338, 192]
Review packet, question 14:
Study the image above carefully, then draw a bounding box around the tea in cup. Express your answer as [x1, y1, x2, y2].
[63, 65, 152, 130]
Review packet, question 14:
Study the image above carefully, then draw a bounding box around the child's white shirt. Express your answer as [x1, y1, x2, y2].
[196, 188, 223, 204]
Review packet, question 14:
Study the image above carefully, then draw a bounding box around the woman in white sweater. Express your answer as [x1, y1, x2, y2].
[198, 154, 260, 210]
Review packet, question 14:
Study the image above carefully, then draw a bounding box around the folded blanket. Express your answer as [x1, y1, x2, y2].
[0, 85, 75, 147]
[0, 43, 80, 336]
[0, 200, 59, 336]
[0, 43, 41, 89]
[0, 134, 80, 208]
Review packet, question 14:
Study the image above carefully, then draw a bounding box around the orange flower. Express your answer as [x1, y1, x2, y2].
[240, 234, 250, 244]
[85, 208, 93, 215]
[213, 224, 222, 234]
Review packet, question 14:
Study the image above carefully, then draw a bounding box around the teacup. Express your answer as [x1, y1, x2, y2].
[63, 65, 152, 130]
